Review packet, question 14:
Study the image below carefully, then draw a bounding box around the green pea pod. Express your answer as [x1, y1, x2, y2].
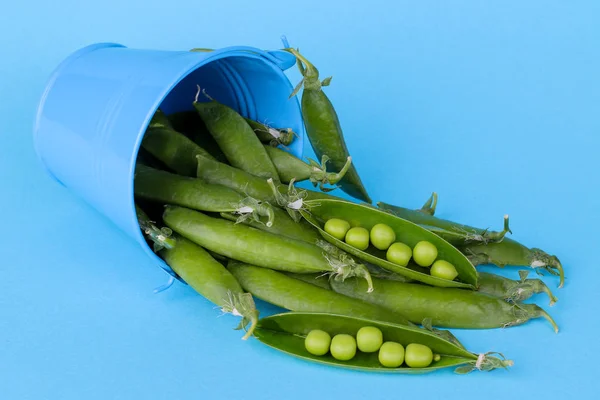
[285, 48, 371, 203]
[263, 145, 352, 191]
[148, 108, 173, 129]
[227, 262, 408, 325]
[160, 236, 259, 340]
[195, 153, 338, 220]
[378, 199, 512, 246]
[301, 199, 478, 289]
[329, 276, 558, 332]
[244, 118, 296, 147]
[219, 207, 320, 244]
[134, 164, 275, 227]
[163, 206, 373, 290]
[142, 126, 215, 176]
[167, 110, 229, 164]
[462, 238, 565, 288]
[255, 312, 513, 374]
[478, 271, 557, 306]
[378, 194, 564, 288]
[193, 94, 280, 182]
[282, 272, 333, 290]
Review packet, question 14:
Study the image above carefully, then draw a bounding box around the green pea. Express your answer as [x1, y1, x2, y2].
[370, 223, 396, 250]
[413, 241, 438, 267]
[330, 334, 357, 361]
[304, 329, 331, 356]
[386, 242, 412, 267]
[430, 260, 459, 280]
[405, 343, 433, 368]
[378, 341, 405, 368]
[345, 227, 370, 251]
[324, 218, 351, 241]
[356, 326, 383, 353]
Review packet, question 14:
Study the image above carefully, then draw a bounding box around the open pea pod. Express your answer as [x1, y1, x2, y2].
[301, 199, 478, 289]
[255, 312, 512, 374]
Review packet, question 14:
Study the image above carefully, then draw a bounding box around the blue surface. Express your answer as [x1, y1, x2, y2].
[2, 1, 599, 399]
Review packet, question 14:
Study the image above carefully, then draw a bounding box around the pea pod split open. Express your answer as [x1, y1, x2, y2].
[301, 199, 478, 289]
[162, 205, 373, 290]
[254, 312, 513, 374]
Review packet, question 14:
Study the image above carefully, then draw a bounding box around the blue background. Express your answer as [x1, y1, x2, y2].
[2, 1, 599, 399]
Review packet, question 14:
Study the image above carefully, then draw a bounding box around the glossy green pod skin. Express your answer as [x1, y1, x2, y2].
[193, 100, 280, 181]
[134, 164, 249, 212]
[195, 153, 339, 204]
[167, 110, 229, 163]
[282, 272, 333, 290]
[255, 312, 513, 374]
[219, 207, 320, 244]
[163, 206, 371, 287]
[462, 238, 564, 288]
[244, 118, 296, 147]
[286, 49, 371, 203]
[301, 199, 478, 289]
[329, 277, 558, 332]
[141, 126, 215, 176]
[227, 262, 410, 326]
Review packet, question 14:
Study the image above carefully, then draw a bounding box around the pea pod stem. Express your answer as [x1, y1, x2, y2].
[244, 118, 297, 147]
[419, 192, 438, 216]
[264, 145, 352, 191]
[134, 164, 275, 227]
[135, 205, 176, 251]
[478, 271, 557, 306]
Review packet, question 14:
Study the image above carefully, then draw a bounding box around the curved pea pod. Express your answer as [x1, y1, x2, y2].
[244, 117, 296, 147]
[193, 94, 280, 182]
[254, 312, 513, 374]
[219, 207, 320, 244]
[166, 110, 229, 163]
[301, 199, 478, 289]
[160, 236, 259, 340]
[478, 271, 557, 306]
[134, 164, 275, 227]
[263, 145, 352, 191]
[285, 48, 371, 203]
[378, 198, 512, 246]
[330, 276, 558, 332]
[162, 206, 373, 290]
[142, 126, 215, 176]
[195, 153, 339, 221]
[462, 238, 564, 288]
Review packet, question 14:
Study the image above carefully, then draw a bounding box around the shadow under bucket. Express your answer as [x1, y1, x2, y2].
[34, 42, 305, 278]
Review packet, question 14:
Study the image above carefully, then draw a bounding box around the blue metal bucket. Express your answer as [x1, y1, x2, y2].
[33, 42, 305, 279]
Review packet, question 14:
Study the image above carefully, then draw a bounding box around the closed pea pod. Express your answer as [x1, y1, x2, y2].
[134, 164, 275, 226]
[193, 89, 280, 181]
[285, 48, 371, 203]
[263, 145, 352, 191]
[301, 199, 478, 289]
[254, 312, 513, 374]
[162, 206, 373, 290]
[329, 276, 558, 332]
[135, 209, 258, 339]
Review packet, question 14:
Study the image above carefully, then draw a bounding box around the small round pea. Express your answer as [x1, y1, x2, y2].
[378, 342, 405, 368]
[345, 227, 370, 251]
[356, 326, 383, 353]
[324, 218, 351, 241]
[405, 343, 434, 368]
[386, 242, 412, 266]
[304, 330, 331, 356]
[413, 241, 438, 267]
[430, 260, 459, 280]
[370, 224, 396, 250]
[330, 334, 357, 361]
[433, 354, 441, 362]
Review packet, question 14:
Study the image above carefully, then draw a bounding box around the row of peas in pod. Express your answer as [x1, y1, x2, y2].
[324, 218, 459, 280]
[305, 326, 438, 368]
[131, 45, 563, 375]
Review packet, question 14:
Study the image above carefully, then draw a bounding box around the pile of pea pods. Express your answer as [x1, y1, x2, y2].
[134, 48, 563, 374]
